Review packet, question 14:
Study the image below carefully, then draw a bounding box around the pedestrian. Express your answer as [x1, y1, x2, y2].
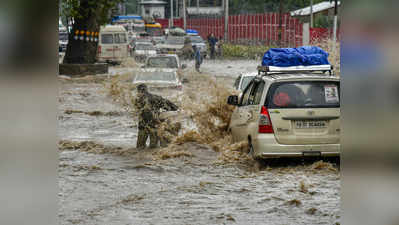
[217, 36, 224, 58]
[208, 33, 218, 59]
[134, 84, 179, 149]
[193, 45, 202, 72]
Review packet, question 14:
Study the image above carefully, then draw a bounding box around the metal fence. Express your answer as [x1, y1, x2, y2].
[157, 13, 303, 47]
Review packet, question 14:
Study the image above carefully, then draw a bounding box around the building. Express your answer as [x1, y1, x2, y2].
[290, 1, 341, 22]
[187, 0, 224, 17]
[139, 0, 168, 19]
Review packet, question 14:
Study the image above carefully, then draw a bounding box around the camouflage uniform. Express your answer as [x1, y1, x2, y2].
[158, 119, 182, 148]
[135, 84, 179, 149]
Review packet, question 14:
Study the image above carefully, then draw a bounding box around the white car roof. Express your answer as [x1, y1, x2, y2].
[100, 25, 126, 33]
[140, 68, 177, 73]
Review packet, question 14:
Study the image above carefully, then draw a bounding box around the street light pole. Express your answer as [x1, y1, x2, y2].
[224, 0, 229, 41]
[170, 0, 174, 27]
[310, 0, 313, 28]
[183, 0, 186, 30]
[332, 0, 338, 51]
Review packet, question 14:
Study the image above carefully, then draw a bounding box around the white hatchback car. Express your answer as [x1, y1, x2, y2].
[227, 65, 340, 159]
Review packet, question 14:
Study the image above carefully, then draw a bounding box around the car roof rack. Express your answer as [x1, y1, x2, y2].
[257, 64, 334, 76]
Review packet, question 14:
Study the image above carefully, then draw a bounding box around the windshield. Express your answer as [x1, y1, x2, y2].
[133, 26, 145, 32]
[147, 57, 178, 68]
[136, 72, 177, 82]
[266, 81, 340, 108]
[136, 44, 155, 50]
[59, 33, 68, 41]
[240, 76, 255, 90]
[189, 36, 203, 43]
[165, 37, 185, 45]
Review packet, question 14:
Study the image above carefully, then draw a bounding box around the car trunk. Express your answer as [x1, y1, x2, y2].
[266, 80, 340, 145]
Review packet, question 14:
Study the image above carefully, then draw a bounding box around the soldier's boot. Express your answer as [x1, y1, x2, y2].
[149, 130, 159, 149]
[160, 137, 170, 148]
[136, 128, 148, 149]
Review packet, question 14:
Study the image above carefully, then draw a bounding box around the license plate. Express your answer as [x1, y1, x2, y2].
[295, 120, 327, 129]
[168, 51, 175, 54]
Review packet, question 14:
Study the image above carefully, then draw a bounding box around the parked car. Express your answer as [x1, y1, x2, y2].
[227, 65, 340, 159]
[156, 36, 186, 56]
[132, 42, 157, 62]
[233, 72, 257, 91]
[188, 35, 208, 58]
[97, 25, 129, 64]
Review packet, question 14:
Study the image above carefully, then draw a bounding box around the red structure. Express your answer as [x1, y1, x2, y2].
[156, 13, 303, 47]
[310, 27, 340, 44]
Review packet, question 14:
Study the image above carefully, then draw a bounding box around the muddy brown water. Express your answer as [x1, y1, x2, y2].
[58, 60, 340, 225]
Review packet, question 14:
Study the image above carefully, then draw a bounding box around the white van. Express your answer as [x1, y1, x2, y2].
[97, 25, 129, 64]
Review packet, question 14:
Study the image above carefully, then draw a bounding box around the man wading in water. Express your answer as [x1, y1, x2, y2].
[134, 84, 179, 149]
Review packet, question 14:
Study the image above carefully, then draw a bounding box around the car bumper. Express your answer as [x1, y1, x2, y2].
[252, 135, 340, 158]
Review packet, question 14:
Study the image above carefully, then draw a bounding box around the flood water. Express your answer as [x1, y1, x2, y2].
[58, 59, 340, 225]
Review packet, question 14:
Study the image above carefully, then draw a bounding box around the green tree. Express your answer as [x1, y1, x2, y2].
[61, 0, 124, 64]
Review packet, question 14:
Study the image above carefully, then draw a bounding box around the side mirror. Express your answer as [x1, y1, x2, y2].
[227, 95, 239, 106]
[181, 64, 187, 69]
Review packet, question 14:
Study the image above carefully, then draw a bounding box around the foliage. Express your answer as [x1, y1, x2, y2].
[222, 43, 276, 59]
[60, 0, 124, 26]
[314, 13, 331, 28]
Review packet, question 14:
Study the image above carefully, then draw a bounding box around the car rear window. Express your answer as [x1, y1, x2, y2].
[101, 34, 113, 44]
[136, 72, 177, 82]
[265, 81, 340, 108]
[147, 57, 178, 68]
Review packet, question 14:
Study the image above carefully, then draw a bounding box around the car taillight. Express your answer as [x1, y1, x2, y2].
[259, 106, 274, 133]
[98, 46, 102, 54]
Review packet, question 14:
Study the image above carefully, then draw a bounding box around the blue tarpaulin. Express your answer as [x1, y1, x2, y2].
[262, 46, 330, 67]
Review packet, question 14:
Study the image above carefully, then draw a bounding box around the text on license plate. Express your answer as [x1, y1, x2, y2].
[295, 120, 327, 129]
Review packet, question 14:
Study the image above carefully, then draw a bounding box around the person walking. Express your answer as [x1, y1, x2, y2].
[134, 84, 179, 149]
[208, 33, 218, 59]
[193, 45, 202, 72]
[217, 36, 224, 58]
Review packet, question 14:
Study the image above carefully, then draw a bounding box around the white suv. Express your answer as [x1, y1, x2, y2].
[227, 65, 340, 159]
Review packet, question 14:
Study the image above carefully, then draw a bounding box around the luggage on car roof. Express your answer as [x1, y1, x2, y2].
[262, 46, 330, 67]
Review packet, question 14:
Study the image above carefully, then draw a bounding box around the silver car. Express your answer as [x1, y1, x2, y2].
[133, 69, 183, 91]
[132, 42, 157, 62]
[188, 35, 208, 58]
[227, 65, 340, 159]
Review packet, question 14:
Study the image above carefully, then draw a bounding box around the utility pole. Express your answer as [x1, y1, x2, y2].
[183, 0, 187, 30]
[310, 0, 313, 28]
[170, 0, 174, 27]
[332, 0, 338, 50]
[224, 0, 229, 41]
[278, 0, 283, 47]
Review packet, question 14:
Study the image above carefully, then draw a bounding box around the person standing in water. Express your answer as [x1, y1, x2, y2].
[134, 84, 179, 149]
